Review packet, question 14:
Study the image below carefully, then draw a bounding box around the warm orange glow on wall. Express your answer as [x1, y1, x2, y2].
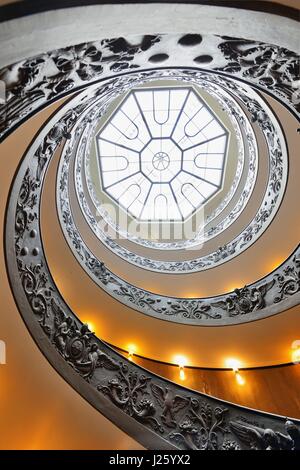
[24, 411, 56, 450]
[226, 284, 244, 294]
[269, 258, 285, 272]
[184, 293, 199, 299]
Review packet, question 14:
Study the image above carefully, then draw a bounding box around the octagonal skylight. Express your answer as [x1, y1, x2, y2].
[96, 86, 229, 221]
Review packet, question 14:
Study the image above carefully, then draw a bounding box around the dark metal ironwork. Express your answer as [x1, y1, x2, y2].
[5, 125, 300, 446]
[0, 33, 299, 142]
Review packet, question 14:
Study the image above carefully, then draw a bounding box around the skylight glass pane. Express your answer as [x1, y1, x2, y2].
[98, 140, 140, 187]
[96, 86, 228, 221]
[134, 88, 189, 139]
[200, 119, 224, 140]
[195, 153, 224, 169]
[197, 168, 222, 185]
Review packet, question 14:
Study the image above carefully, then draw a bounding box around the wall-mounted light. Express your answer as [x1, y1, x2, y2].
[127, 345, 136, 361]
[179, 367, 185, 381]
[226, 358, 240, 372]
[0, 340, 6, 365]
[226, 358, 245, 386]
[174, 355, 187, 381]
[291, 340, 300, 364]
[83, 321, 95, 334]
[235, 371, 245, 386]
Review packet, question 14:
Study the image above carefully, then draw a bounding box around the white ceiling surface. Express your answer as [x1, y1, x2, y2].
[0, 4, 299, 68]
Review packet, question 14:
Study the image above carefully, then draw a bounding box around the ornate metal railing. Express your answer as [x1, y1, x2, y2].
[6, 260, 300, 450]
[0, 32, 299, 142]
[4, 93, 300, 450]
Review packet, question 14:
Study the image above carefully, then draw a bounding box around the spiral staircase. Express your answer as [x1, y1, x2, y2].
[0, 1, 300, 451]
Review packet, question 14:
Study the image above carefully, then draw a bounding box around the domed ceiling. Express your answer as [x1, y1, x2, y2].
[1, 0, 300, 452]
[81, 79, 247, 251]
[1, 3, 299, 367]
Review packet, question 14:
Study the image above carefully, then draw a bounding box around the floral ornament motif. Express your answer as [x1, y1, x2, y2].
[0, 35, 160, 139]
[1, 33, 298, 143]
[34, 110, 77, 181]
[99, 368, 164, 433]
[189, 400, 229, 450]
[274, 255, 300, 303]
[209, 241, 239, 263]
[83, 250, 111, 285]
[222, 440, 241, 450]
[230, 418, 300, 450]
[217, 37, 300, 111]
[15, 168, 38, 246]
[112, 285, 163, 314]
[51, 298, 120, 381]
[48, 43, 104, 95]
[16, 260, 52, 334]
[169, 399, 229, 450]
[165, 300, 221, 320]
[2, 37, 159, 101]
[213, 281, 275, 316]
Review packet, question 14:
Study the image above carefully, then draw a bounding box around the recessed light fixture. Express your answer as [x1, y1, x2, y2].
[0, 340, 6, 365]
[127, 345, 136, 361]
[226, 358, 245, 386]
[291, 341, 300, 364]
[174, 355, 188, 380]
[84, 321, 95, 334]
